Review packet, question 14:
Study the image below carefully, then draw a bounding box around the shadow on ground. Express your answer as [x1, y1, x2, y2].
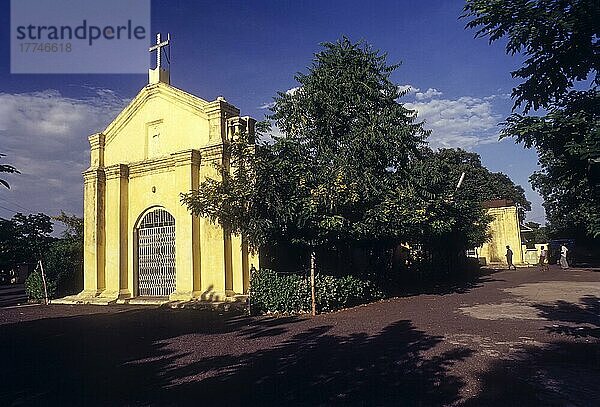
[538, 295, 600, 339]
[161, 321, 473, 406]
[464, 295, 600, 406]
[396, 268, 505, 297]
[0, 308, 472, 406]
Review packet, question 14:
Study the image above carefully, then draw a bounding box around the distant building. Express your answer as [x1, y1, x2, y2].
[470, 199, 524, 265]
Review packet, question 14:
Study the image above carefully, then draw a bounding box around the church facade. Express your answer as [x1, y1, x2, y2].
[71, 61, 258, 304]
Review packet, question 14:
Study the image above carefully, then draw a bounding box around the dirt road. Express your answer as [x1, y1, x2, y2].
[1, 266, 598, 406]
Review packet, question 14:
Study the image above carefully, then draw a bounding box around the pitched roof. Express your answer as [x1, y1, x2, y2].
[483, 199, 515, 209]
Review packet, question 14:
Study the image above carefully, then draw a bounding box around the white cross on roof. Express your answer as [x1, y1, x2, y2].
[149, 33, 170, 69]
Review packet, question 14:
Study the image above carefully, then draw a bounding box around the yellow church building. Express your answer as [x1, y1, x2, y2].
[62, 36, 257, 304]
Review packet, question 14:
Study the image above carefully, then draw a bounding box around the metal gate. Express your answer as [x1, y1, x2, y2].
[137, 208, 176, 296]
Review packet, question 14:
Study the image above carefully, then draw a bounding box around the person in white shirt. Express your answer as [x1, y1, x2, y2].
[560, 244, 569, 269]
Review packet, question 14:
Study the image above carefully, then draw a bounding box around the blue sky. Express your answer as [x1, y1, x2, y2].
[0, 0, 546, 225]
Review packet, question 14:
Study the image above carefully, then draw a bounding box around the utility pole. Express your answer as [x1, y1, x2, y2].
[38, 259, 49, 305]
[310, 250, 316, 316]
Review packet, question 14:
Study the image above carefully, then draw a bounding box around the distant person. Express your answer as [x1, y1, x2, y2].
[560, 244, 569, 269]
[9, 268, 17, 284]
[538, 246, 548, 271]
[506, 245, 516, 270]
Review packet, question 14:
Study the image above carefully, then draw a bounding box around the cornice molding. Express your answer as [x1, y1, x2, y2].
[98, 145, 228, 179]
[105, 163, 129, 180]
[171, 149, 201, 167]
[82, 168, 105, 183]
[205, 98, 240, 118]
[88, 133, 105, 149]
[200, 144, 224, 162]
[128, 157, 175, 178]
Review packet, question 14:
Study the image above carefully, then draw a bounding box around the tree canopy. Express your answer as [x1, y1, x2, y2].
[184, 38, 430, 251]
[408, 148, 530, 250]
[463, 0, 600, 238]
[0, 211, 84, 298]
[0, 213, 53, 265]
[182, 37, 530, 267]
[463, 0, 599, 112]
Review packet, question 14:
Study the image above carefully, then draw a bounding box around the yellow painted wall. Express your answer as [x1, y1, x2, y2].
[522, 243, 549, 265]
[478, 206, 524, 265]
[103, 86, 211, 166]
[78, 82, 256, 303]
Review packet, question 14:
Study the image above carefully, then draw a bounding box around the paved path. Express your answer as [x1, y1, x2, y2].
[0, 266, 598, 406]
[0, 284, 27, 307]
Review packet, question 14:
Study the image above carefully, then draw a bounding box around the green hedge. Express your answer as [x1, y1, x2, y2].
[249, 269, 384, 314]
[315, 274, 384, 312]
[249, 269, 311, 313]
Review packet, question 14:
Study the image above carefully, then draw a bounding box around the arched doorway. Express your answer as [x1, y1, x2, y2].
[137, 208, 176, 296]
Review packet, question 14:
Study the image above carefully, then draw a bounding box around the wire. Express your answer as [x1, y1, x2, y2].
[0, 196, 31, 212]
[0, 204, 18, 215]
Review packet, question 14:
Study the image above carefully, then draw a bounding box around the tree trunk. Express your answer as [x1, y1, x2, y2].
[310, 250, 316, 316]
[39, 260, 49, 305]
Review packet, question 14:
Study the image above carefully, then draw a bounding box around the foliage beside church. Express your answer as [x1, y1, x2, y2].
[0, 212, 83, 300]
[183, 38, 529, 311]
[249, 269, 383, 314]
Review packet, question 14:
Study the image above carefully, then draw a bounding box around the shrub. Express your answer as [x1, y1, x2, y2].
[25, 270, 57, 301]
[315, 274, 384, 312]
[249, 269, 311, 314]
[249, 269, 384, 314]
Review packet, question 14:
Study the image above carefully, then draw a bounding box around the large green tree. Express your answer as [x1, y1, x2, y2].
[182, 38, 529, 276]
[183, 38, 429, 253]
[0, 213, 53, 265]
[463, 0, 600, 237]
[406, 148, 530, 255]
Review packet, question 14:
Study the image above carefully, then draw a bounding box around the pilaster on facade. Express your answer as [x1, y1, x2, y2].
[82, 167, 106, 297]
[88, 133, 105, 169]
[169, 149, 201, 301]
[104, 164, 130, 300]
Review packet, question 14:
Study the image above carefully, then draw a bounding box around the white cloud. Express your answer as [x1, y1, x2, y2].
[398, 84, 419, 96]
[397, 84, 504, 149]
[285, 86, 301, 96]
[259, 101, 275, 110]
[259, 86, 302, 109]
[415, 88, 443, 100]
[0, 88, 128, 221]
[404, 93, 502, 149]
